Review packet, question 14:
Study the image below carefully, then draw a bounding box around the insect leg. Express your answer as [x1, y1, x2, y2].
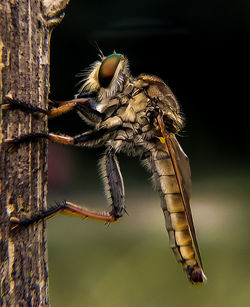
[2, 96, 103, 124]
[2, 96, 87, 114]
[3, 127, 110, 152]
[1, 96, 49, 114]
[10, 200, 118, 229]
[99, 148, 126, 218]
[3, 133, 75, 152]
[49, 99, 104, 125]
[48, 98, 89, 117]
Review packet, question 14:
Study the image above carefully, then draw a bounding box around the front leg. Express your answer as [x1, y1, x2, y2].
[1, 95, 87, 115]
[1, 96, 104, 125]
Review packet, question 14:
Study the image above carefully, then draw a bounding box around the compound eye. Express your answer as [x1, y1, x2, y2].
[98, 54, 121, 88]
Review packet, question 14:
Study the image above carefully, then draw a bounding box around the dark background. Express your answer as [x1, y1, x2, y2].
[47, 1, 250, 306]
[50, 0, 250, 167]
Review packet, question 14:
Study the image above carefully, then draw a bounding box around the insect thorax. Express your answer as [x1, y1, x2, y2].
[93, 74, 182, 155]
[79, 54, 183, 153]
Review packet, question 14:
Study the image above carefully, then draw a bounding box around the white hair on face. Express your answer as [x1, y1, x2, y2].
[77, 54, 130, 101]
[77, 60, 102, 94]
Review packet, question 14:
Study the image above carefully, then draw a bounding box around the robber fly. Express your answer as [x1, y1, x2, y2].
[2, 52, 206, 284]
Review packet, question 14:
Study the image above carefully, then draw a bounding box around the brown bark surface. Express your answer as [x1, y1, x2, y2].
[0, 1, 69, 305]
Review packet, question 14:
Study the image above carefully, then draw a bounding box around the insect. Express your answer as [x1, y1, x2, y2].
[2, 52, 206, 284]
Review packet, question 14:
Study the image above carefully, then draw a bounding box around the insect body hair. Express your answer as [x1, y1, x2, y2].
[78, 54, 131, 101]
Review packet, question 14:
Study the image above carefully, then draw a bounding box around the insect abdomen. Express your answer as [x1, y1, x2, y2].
[150, 146, 206, 284]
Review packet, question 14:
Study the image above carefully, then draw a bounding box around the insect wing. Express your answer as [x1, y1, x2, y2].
[170, 136, 191, 199]
[157, 115, 203, 269]
[170, 135, 203, 268]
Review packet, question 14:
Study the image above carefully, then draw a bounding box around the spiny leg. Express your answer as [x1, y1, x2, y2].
[10, 201, 119, 230]
[9, 147, 125, 228]
[3, 126, 110, 153]
[2, 95, 105, 125]
[99, 148, 126, 218]
[1, 95, 89, 117]
[11, 147, 127, 228]
[1, 96, 49, 114]
[48, 98, 104, 124]
[3, 133, 75, 153]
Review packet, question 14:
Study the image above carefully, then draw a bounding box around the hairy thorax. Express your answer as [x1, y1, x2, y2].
[95, 74, 184, 155]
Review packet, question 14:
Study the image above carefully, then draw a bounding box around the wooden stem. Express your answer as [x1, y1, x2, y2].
[0, 0, 69, 305]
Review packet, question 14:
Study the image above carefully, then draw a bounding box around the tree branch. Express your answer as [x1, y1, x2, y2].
[0, 1, 69, 305]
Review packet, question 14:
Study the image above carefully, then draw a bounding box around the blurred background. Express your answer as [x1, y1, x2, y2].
[47, 1, 250, 306]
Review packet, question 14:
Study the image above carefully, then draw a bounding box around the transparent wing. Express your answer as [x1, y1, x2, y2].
[170, 135, 192, 200]
[157, 115, 203, 269]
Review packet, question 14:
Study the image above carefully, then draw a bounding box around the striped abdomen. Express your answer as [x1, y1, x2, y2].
[149, 144, 206, 284]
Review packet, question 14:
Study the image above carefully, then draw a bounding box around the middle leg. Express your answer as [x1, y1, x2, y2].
[3, 128, 109, 152]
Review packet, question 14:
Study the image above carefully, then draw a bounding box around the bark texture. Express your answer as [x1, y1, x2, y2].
[0, 0, 69, 306]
